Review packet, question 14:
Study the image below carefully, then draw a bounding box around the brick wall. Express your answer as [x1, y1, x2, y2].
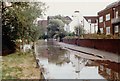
[63, 39, 120, 54]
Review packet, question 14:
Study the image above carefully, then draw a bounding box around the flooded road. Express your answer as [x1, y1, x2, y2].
[36, 40, 120, 80]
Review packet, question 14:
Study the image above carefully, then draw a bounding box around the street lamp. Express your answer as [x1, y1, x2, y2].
[90, 23, 91, 34]
[81, 19, 84, 38]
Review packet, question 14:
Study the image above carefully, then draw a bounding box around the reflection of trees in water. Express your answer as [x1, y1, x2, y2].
[45, 40, 70, 65]
[37, 40, 70, 65]
[37, 46, 48, 58]
[48, 45, 70, 66]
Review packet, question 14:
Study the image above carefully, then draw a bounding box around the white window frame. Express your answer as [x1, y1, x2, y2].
[116, 11, 118, 18]
[100, 65, 104, 71]
[115, 72, 119, 79]
[106, 68, 111, 75]
[88, 19, 91, 23]
[96, 19, 98, 22]
[106, 13, 110, 21]
[99, 16, 103, 23]
[100, 28, 103, 34]
[115, 25, 119, 33]
[106, 26, 110, 35]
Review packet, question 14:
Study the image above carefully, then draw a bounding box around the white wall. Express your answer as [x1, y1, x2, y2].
[90, 23, 98, 34]
[64, 24, 70, 33]
[69, 11, 91, 34]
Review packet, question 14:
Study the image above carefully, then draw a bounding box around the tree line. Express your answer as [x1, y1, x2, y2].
[2, 2, 47, 54]
[47, 15, 72, 41]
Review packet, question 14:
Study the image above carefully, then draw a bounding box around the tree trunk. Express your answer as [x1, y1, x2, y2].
[21, 38, 24, 52]
[33, 41, 39, 68]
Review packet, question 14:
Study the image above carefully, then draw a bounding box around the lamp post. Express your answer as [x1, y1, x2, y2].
[90, 23, 91, 34]
[83, 19, 84, 34]
[81, 19, 84, 37]
[94, 24, 97, 33]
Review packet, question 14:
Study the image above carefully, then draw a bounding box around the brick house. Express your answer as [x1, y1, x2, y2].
[96, 60, 120, 80]
[98, 0, 120, 35]
[38, 20, 48, 35]
[38, 20, 48, 28]
[84, 16, 98, 33]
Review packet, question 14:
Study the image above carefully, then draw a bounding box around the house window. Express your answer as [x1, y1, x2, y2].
[88, 19, 91, 23]
[99, 16, 103, 23]
[96, 19, 98, 23]
[100, 65, 104, 71]
[115, 25, 119, 33]
[106, 27, 110, 35]
[100, 28, 103, 34]
[106, 68, 111, 75]
[115, 72, 119, 79]
[106, 13, 110, 21]
[116, 11, 118, 18]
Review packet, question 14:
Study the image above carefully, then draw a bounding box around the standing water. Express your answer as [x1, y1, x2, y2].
[36, 40, 119, 80]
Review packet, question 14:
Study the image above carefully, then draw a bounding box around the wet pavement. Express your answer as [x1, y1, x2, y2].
[58, 42, 120, 63]
[35, 40, 120, 80]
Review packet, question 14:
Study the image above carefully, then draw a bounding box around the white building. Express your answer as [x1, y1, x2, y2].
[64, 24, 70, 33]
[84, 16, 98, 34]
[69, 11, 91, 34]
[63, 16, 72, 33]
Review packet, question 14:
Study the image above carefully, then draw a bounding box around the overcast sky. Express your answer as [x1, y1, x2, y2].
[40, 0, 118, 18]
[38, 0, 118, 33]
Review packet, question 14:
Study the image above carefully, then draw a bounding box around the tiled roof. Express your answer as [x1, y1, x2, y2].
[84, 16, 98, 23]
[98, 0, 120, 13]
[106, 2, 116, 9]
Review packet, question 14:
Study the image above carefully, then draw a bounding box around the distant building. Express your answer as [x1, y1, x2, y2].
[47, 16, 54, 21]
[38, 20, 48, 35]
[64, 24, 70, 32]
[98, 0, 120, 35]
[63, 16, 72, 33]
[47, 15, 72, 23]
[47, 15, 72, 33]
[38, 20, 48, 28]
[84, 16, 98, 33]
[64, 16, 72, 24]
[69, 11, 91, 34]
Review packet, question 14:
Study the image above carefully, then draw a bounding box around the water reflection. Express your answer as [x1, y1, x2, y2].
[37, 40, 68, 66]
[94, 60, 120, 80]
[37, 40, 120, 80]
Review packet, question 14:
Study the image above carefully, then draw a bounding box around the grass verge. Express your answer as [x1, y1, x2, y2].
[2, 51, 40, 79]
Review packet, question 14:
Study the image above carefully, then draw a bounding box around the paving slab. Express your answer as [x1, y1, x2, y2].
[58, 42, 120, 63]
